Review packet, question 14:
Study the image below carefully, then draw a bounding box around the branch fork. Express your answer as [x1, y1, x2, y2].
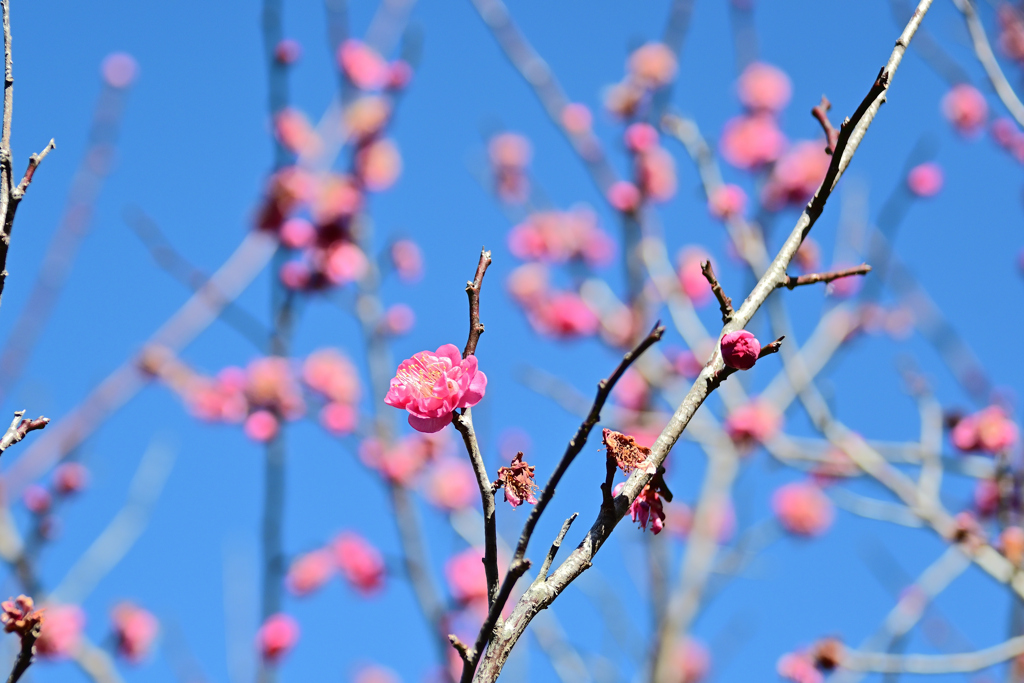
[0, 411, 48, 454]
[780, 263, 871, 290]
[700, 260, 733, 323]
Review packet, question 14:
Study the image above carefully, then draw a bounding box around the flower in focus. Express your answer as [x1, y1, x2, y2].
[603, 428, 656, 475]
[720, 330, 761, 370]
[772, 481, 834, 536]
[338, 40, 389, 90]
[708, 184, 747, 220]
[720, 114, 786, 169]
[627, 42, 677, 88]
[424, 457, 478, 510]
[286, 549, 335, 596]
[941, 84, 988, 136]
[445, 548, 487, 604]
[1, 595, 43, 638]
[111, 602, 159, 663]
[257, 613, 299, 662]
[951, 406, 1019, 454]
[494, 452, 539, 508]
[36, 604, 85, 660]
[725, 401, 782, 445]
[614, 482, 666, 534]
[333, 532, 386, 594]
[906, 162, 943, 198]
[737, 62, 792, 113]
[385, 344, 487, 433]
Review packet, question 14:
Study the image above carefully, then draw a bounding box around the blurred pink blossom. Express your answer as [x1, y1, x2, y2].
[54, 463, 88, 496]
[320, 402, 357, 436]
[906, 162, 944, 198]
[530, 292, 600, 338]
[737, 62, 792, 112]
[101, 52, 139, 89]
[257, 613, 299, 661]
[708, 184, 747, 220]
[561, 103, 593, 134]
[607, 180, 641, 213]
[286, 549, 336, 596]
[424, 457, 478, 510]
[445, 548, 488, 604]
[36, 605, 85, 660]
[358, 138, 402, 191]
[677, 247, 712, 306]
[624, 123, 659, 152]
[23, 485, 51, 514]
[338, 40, 389, 90]
[386, 60, 413, 90]
[384, 304, 416, 335]
[274, 39, 302, 65]
[333, 532, 386, 594]
[627, 42, 677, 88]
[279, 261, 312, 290]
[391, 239, 424, 282]
[111, 602, 158, 663]
[303, 348, 360, 404]
[762, 141, 830, 208]
[637, 147, 677, 202]
[720, 114, 786, 169]
[672, 637, 710, 683]
[279, 217, 317, 249]
[942, 84, 988, 135]
[772, 481, 834, 536]
[777, 652, 823, 683]
[325, 242, 370, 285]
[244, 410, 279, 442]
[952, 406, 1019, 454]
[725, 401, 782, 445]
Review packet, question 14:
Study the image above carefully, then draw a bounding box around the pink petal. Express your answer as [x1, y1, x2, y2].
[459, 370, 488, 408]
[408, 412, 454, 433]
[435, 344, 463, 367]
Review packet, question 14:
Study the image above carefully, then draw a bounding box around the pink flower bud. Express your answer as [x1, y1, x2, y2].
[244, 410, 279, 442]
[337, 40, 389, 90]
[906, 162, 943, 197]
[279, 261, 312, 290]
[720, 330, 761, 370]
[624, 123, 659, 153]
[101, 52, 138, 89]
[286, 549, 335, 596]
[720, 114, 786, 169]
[737, 62, 792, 113]
[257, 614, 299, 661]
[488, 133, 532, 170]
[319, 402, 357, 436]
[53, 463, 89, 496]
[23, 485, 51, 515]
[324, 242, 369, 285]
[36, 605, 85, 660]
[111, 602, 158, 663]
[357, 138, 402, 192]
[942, 83, 988, 135]
[708, 184, 747, 220]
[279, 218, 316, 249]
[607, 181, 641, 213]
[274, 39, 302, 65]
[560, 103, 592, 134]
[627, 42, 677, 88]
[772, 481, 834, 536]
[332, 532, 385, 594]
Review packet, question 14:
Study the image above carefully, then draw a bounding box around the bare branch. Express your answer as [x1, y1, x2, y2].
[700, 260, 733, 323]
[10, 139, 53, 202]
[780, 264, 871, 290]
[841, 635, 1024, 674]
[463, 247, 492, 357]
[0, 411, 47, 454]
[812, 95, 840, 154]
[6, 620, 41, 683]
[534, 513, 578, 585]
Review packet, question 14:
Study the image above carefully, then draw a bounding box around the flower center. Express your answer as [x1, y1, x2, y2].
[397, 353, 450, 398]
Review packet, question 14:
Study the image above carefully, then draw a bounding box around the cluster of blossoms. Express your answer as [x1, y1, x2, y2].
[25, 601, 158, 663]
[717, 62, 829, 210]
[604, 429, 668, 534]
[1, 595, 43, 638]
[286, 530, 386, 597]
[257, 38, 415, 294]
[142, 346, 364, 443]
[950, 405, 1019, 454]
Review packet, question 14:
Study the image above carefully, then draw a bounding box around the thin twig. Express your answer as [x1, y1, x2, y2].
[0, 411, 47, 453]
[780, 264, 871, 290]
[463, 247, 492, 357]
[534, 513, 578, 585]
[700, 260, 733, 323]
[841, 634, 1024, 674]
[6, 621, 40, 683]
[812, 96, 840, 154]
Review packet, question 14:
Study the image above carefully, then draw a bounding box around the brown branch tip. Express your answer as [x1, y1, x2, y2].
[707, 336, 784, 391]
[700, 260, 733, 324]
[783, 264, 871, 290]
[0, 411, 49, 453]
[463, 248, 493, 358]
[812, 95, 839, 155]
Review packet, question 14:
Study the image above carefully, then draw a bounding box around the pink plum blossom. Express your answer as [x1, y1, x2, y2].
[359, 436, 431, 484]
[614, 482, 666, 534]
[337, 40, 389, 90]
[383, 304, 416, 335]
[279, 218, 316, 249]
[244, 410, 279, 442]
[507, 208, 614, 266]
[101, 52, 139, 89]
[303, 348, 360, 404]
[720, 114, 786, 169]
[507, 263, 549, 305]
[624, 123, 659, 152]
[312, 174, 362, 224]
[325, 242, 369, 285]
[23, 485, 51, 514]
[561, 103, 593, 134]
[772, 481, 834, 536]
[720, 330, 761, 370]
[607, 180, 641, 213]
[445, 548, 488, 604]
[111, 603, 159, 663]
[942, 84, 988, 135]
[386, 60, 412, 90]
[423, 457, 478, 510]
[737, 62, 792, 112]
[274, 108, 319, 156]
[357, 138, 402, 191]
[708, 184, 747, 219]
[488, 132, 532, 170]
[672, 637, 710, 683]
[344, 96, 391, 142]
[286, 549, 335, 596]
[613, 369, 649, 411]
[390, 239, 423, 282]
[636, 147, 677, 202]
[54, 463, 88, 495]
[332, 532, 386, 594]
[975, 478, 1000, 517]
[725, 401, 782, 445]
[274, 39, 302, 65]
[762, 141, 830, 209]
[677, 247, 712, 305]
[530, 293, 600, 338]
[257, 614, 299, 661]
[907, 162, 944, 197]
[627, 42, 677, 88]
[320, 402, 357, 435]
[279, 261, 312, 290]
[36, 605, 85, 660]
[354, 665, 401, 683]
[1000, 5, 1024, 63]
[385, 344, 487, 433]
[952, 406, 1019, 454]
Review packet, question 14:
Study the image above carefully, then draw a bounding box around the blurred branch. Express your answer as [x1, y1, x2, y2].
[952, 0, 1024, 128]
[73, 638, 125, 683]
[48, 438, 176, 604]
[842, 635, 1024, 674]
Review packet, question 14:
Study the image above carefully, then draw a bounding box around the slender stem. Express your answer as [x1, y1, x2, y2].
[6, 622, 40, 683]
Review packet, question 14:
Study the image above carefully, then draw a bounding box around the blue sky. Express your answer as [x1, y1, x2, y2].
[0, 1, 1021, 682]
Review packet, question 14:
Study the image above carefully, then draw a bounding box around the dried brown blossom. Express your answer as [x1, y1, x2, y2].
[810, 637, 844, 671]
[493, 452, 538, 509]
[602, 428, 655, 475]
[1, 595, 44, 638]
